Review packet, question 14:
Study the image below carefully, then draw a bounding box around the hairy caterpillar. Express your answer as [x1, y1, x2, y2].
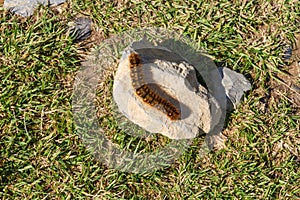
[129, 52, 181, 120]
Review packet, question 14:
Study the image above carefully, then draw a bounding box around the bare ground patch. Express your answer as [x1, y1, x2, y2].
[270, 33, 300, 114]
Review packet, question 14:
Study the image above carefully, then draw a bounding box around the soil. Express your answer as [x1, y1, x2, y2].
[270, 33, 300, 114]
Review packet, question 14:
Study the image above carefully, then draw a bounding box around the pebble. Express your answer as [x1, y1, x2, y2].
[68, 17, 92, 42]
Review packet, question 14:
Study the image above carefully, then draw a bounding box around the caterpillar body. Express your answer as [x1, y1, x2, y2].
[128, 52, 181, 121]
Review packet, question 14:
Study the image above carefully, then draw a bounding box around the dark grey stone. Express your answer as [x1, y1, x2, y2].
[68, 17, 92, 42]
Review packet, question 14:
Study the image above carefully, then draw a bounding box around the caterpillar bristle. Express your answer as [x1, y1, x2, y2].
[128, 52, 181, 120]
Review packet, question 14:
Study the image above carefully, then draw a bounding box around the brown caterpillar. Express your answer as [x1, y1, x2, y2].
[129, 52, 181, 120]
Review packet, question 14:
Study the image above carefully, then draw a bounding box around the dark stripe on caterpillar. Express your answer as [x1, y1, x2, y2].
[129, 52, 181, 120]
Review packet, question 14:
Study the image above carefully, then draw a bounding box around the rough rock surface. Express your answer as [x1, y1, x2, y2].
[113, 39, 251, 141]
[113, 42, 218, 139]
[4, 0, 65, 17]
[218, 67, 251, 111]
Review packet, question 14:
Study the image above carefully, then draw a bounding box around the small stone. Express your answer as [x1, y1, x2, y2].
[4, 0, 66, 17]
[68, 17, 92, 42]
[218, 67, 251, 111]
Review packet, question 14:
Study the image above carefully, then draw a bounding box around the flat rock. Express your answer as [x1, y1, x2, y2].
[113, 41, 217, 139]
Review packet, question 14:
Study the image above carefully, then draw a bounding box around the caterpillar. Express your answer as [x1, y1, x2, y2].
[128, 52, 181, 120]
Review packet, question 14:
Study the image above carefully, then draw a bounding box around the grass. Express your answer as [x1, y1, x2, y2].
[0, 0, 299, 199]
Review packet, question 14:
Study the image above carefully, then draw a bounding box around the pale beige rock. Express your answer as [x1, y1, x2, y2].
[113, 46, 217, 139]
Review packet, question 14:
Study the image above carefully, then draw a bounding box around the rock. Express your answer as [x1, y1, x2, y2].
[113, 40, 218, 139]
[4, 0, 66, 17]
[68, 17, 92, 42]
[113, 39, 251, 141]
[218, 67, 251, 111]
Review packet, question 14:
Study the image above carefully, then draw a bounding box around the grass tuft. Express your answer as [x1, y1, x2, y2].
[0, 1, 299, 199]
